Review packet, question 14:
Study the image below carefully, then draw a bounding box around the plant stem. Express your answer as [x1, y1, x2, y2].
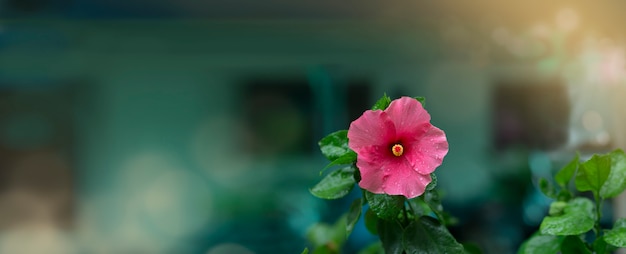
[594, 193, 603, 237]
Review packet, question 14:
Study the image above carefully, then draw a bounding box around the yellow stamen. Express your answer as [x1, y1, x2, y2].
[391, 144, 404, 157]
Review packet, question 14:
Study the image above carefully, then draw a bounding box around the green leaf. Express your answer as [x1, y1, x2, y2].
[540, 198, 595, 236]
[307, 224, 335, 247]
[426, 173, 437, 191]
[364, 208, 379, 235]
[556, 190, 572, 202]
[307, 216, 347, 254]
[310, 166, 356, 199]
[332, 215, 348, 243]
[560, 235, 592, 254]
[604, 218, 626, 247]
[615, 218, 626, 228]
[593, 236, 615, 254]
[319, 130, 351, 162]
[371, 94, 392, 111]
[346, 198, 363, 237]
[422, 190, 452, 225]
[518, 234, 562, 254]
[365, 191, 405, 221]
[402, 216, 465, 254]
[330, 215, 348, 246]
[311, 245, 334, 254]
[575, 154, 611, 195]
[407, 198, 430, 218]
[414, 97, 426, 107]
[538, 178, 557, 199]
[600, 149, 626, 198]
[357, 241, 384, 254]
[548, 201, 567, 216]
[301, 248, 309, 254]
[605, 228, 626, 248]
[321, 151, 357, 174]
[555, 153, 579, 188]
[378, 219, 404, 254]
[613, 218, 626, 229]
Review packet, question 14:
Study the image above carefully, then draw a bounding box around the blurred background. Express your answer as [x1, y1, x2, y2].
[1, 0, 626, 253]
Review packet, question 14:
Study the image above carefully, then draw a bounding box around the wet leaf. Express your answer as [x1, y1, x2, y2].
[575, 154, 611, 195]
[540, 198, 594, 236]
[555, 153, 579, 189]
[539, 178, 557, 199]
[517, 234, 562, 254]
[378, 219, 404, 254]
[372, 94, 392, 111]
[600, 149, 626, 198]
[605, 218, 626, 247]
[346, 198, 363, 237]
[402, 216, 465, 254]
[319, 130, 351, 162]
[310, 166, 356, 199]
[365, 191, 405, 221]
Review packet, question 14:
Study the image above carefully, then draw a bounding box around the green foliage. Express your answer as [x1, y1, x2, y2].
[520, 149, 626, 253]
[518, 234, 562, 254]
[540, 198, 595, 236]
[548, 201, 567, 216]
[575, 154, 611, 196]
[555, 153, 579, 188]
[402, 216, 465, 254]
[605, 228, 626, 248]
[317, 130, 357, 174]
[406, 190, 457, 227]
[306, 215, 348, 254]
[407, 198, 429, 218]
[414, 97, 426, 107]
[371, 94, 392, 111]
[600, 149, 626, 198]
[346, 198, 363, 237]
[310, 166, 356, 199]
[426, 173, 437, 191]
[422, 189, 456, 226]
[301, 248, 309, 254]
[312, 246, 334, 254]
[593, 236, 611, 254]
[605, 218, 626, 247]
[613, 218, 626, 229]
[371, 94, 425, 111]
[560, 236, 592, 254]
[365, 191, 405, 221]
[364, 208, 379, 235]
[378, 220, 404, 254]
[319, 130, 351, 161]
[357, 241, 384, 254]
[377, 216, 464, 254]
[538, 178, 557, 199]
[321, 151, 357, 174]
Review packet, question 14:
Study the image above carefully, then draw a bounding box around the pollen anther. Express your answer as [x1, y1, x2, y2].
[391, 144, 404, 157]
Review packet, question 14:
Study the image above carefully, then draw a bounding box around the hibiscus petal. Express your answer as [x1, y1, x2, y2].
[405, 125, 449, 175]
[356, 159, 386, 194]
[385, 97, 430, 137]
[348, 110, 396, 153]
[381, 159, 431, 199]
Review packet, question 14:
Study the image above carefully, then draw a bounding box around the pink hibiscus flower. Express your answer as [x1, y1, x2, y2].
[347, 97, 448, 199]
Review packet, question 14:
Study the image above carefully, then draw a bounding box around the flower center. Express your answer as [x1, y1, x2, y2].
[391, 144, 404, 157]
